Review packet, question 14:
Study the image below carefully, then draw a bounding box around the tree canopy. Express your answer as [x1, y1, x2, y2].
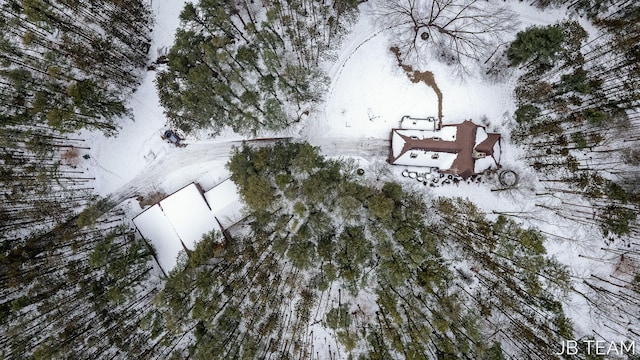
[371, 0, 516, 72]
[157, 0, 358, 135]
[152, 141, 573, 358]
[0, 0, 151, 134]
[507, 24, 566, 66]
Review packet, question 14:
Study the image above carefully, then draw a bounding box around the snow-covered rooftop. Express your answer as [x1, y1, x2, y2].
[132, 204, 184, 273]
[400, 116, 438, 130]
[203, 179, 243, 228]
[392, 144, 458, 168]
[389, 120, 500, 178]
[159, 183, 219, 250]
[133, 181, 244, 274]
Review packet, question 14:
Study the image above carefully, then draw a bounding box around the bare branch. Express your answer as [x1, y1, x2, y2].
[370, 0, 518, 74]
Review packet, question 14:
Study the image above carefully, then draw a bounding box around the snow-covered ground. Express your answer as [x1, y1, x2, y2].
[78, 0, 629, 350]
[82, 0, 590, 201]
[81, 0, 194, 196]
[303, 14, 515, 145]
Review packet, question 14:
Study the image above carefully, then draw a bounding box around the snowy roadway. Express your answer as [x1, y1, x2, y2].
[106, 137, 389, 204]
[107, 139, 243, 203]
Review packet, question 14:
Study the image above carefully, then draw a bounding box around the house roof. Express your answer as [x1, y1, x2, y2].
[475, 133, 501, 156]
[388, 120, 501, 179]
[132, 204, 185, 273]
[400, 116, 438, 130]
[133, 181, 243, 274]
[446, 120, 477, 179]
[204, 179, 243, 229]
[159, 183, 219, 250]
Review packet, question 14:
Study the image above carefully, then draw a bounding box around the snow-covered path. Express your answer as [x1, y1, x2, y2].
[106, 137, 388, 203]
[313, 137, 388, 157]
[107, 140, 241, 203]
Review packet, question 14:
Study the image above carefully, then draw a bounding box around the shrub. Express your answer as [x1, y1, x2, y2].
[507, 25, 565, 66]
[514, 105, 541, 123]
[584, 108, 607, 125]
[571, 132, 587, 149]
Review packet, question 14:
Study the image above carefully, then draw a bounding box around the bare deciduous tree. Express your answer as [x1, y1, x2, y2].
[370, 0, 517, 73]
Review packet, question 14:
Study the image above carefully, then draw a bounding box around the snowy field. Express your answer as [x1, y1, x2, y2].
[78, 0, 625, 348]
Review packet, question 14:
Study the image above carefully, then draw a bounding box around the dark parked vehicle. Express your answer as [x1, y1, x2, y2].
[162, 130, 186, 147]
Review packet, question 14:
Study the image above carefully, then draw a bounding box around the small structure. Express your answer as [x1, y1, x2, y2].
[498, 170, 519, 187]
[133, 179, 242, 274]
[388, 119, 501, 179]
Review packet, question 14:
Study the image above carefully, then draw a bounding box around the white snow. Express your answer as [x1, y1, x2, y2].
[493, 142, 503, 164]
[473, 156, 495, 174]
[394, 128, 458, 142]
[306, 16, 439, 142]
[400, 116, 438, 130]
[80, 0, 193, 196]
[305, 12, 517, 155]
[475, 127, 488, 144]
[391, 130, 404, 155]
[131, 180, 245, 273]
[159, 184, 219, 250]
[390, 129, 458, 168]
[203, 179, 243, 228]
[395, 150, 458, 169]
[132, 204, 184, 273]
[439, 126, 458, 140]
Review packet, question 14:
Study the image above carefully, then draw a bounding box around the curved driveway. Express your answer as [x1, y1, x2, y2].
[108, 137, 389, 204]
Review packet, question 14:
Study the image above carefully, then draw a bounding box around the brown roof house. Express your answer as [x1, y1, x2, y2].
[387, 119, 501, 179]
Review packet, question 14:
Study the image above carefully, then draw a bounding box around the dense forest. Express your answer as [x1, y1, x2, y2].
[508, 0, 640, 346]
[509, 2, 639, 236]
[0, 0, 152, 240]
[156, 0, 359, 135]
[0, 0, 158, 358]
[0, 0, 639, 359]
[153, 141, 572, 359]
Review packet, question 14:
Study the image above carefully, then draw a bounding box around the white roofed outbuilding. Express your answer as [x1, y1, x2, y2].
[133, 179, 243, 274]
